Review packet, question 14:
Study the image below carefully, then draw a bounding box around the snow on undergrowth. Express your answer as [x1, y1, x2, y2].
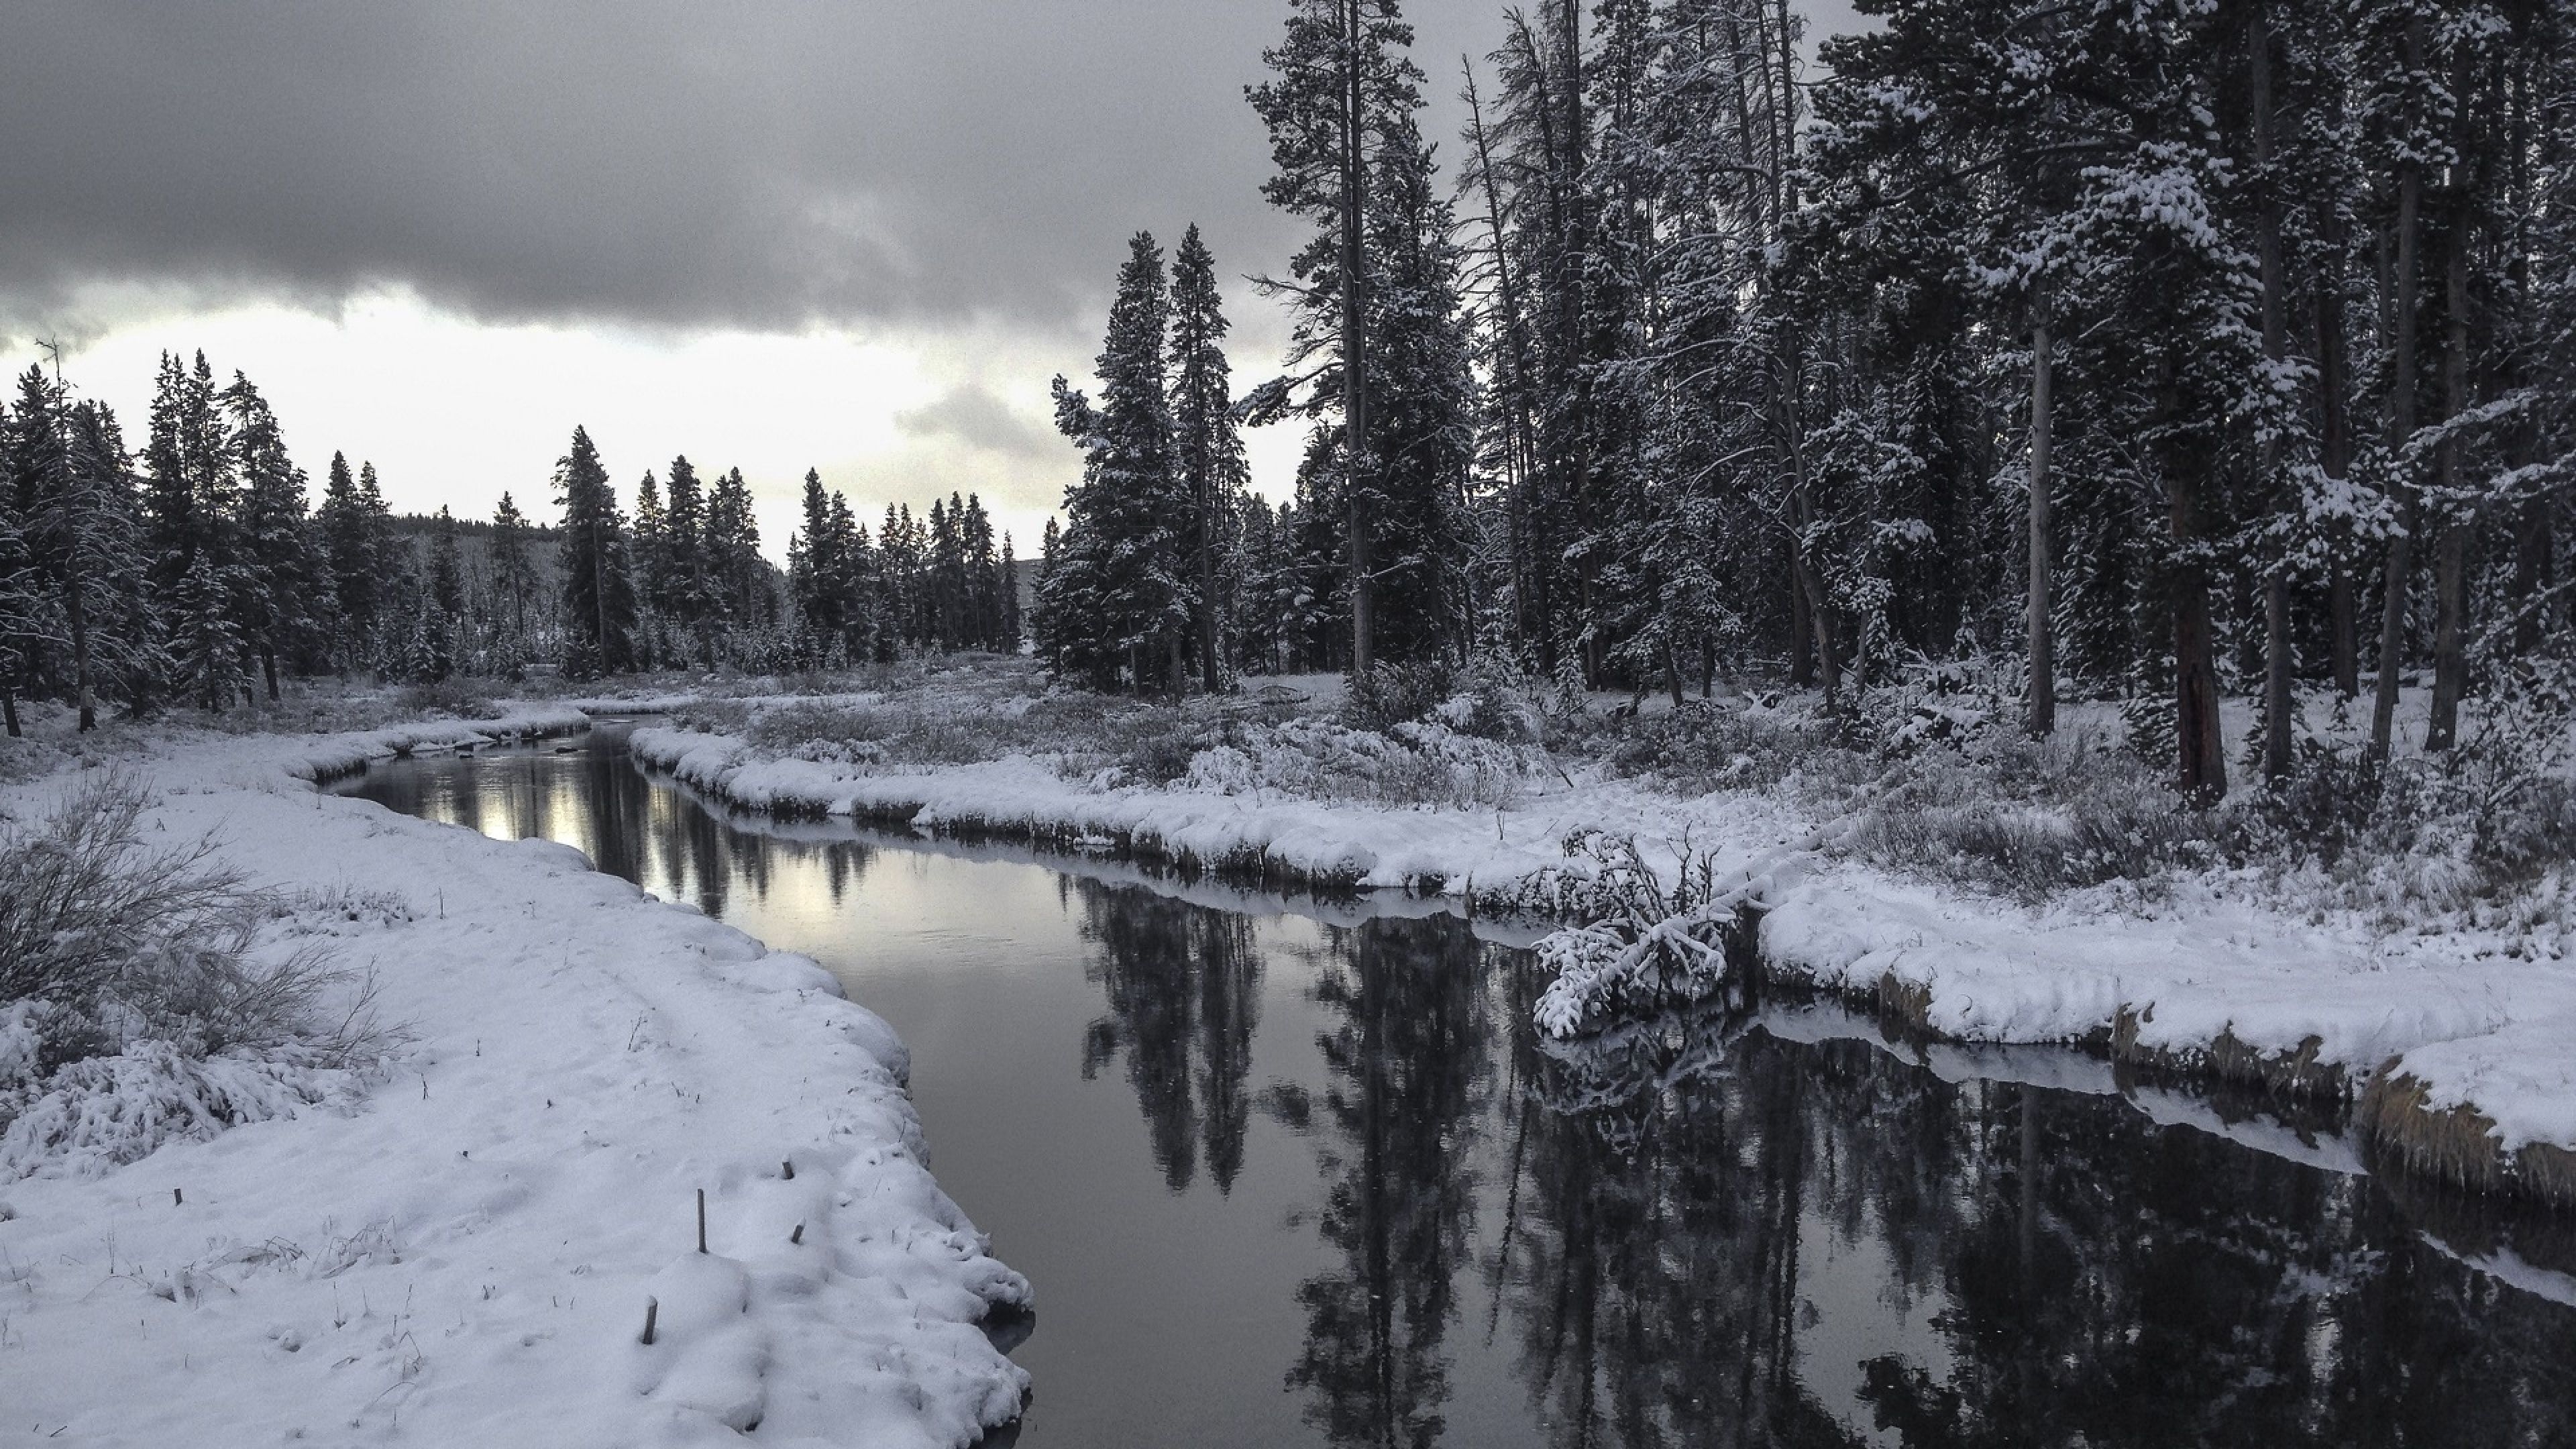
[1527, 830, 1815, 1038]
[0, 773, 395, 1178]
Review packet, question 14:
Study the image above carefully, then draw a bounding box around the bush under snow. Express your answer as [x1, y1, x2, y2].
[0, 773, 394, 1177]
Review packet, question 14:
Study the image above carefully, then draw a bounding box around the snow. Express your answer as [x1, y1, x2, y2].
[624, 712, 2576, 1184]
[0, 720, 1027, 1446]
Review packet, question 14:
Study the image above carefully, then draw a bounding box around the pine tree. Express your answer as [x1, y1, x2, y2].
[168, 552, 246, 710]
[427, 505, 465, 680]
[999, 532, 1023, 653]
[1049, 232, 1189, 692]
[488, 490, 539, 676]
[708, 466, 764, 647]
[1249, 0, 1428, 677]
[1033, 514, 1063, 671]
[1169, 224, 1252, 690]
[631, 469, 671, 666]
[356, 461, 396, 665]
[555, 426, 637, 678]
[0, 402, 54, 737]
[317, 452, 375, 666]
[789, 467, 845, 663]
[220, 371, 318, 700]
[9, 364, 152, 731]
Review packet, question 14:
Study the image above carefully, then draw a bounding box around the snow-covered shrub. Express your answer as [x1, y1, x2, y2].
[1342, 659, 1458, 733]
[0, 776, 396, 1177]
[1529, 832, 1750, 1038]
[1857, 650, 2017, 755]
[1602, 697, 1840, 793]
[1175, 716, 1540, 809]
[0, 1034, 370, 1180]
[1426, 657, 1546, 743]
[1849, 735, 2214, 898]
[2236, 685, 2576, 917]
[0, 773, 257, 1014]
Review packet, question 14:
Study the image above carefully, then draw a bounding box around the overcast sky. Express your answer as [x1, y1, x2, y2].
[0, 1, 1860, 558]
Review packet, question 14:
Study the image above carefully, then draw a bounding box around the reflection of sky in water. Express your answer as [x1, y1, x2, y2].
[339, 733, 2576, 1449]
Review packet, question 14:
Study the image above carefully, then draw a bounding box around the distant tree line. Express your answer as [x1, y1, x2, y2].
[1034, 0, 2576, 801]
[1, 349, 566, 727]
[0, 354, 1033, 726]
[552, 423, 1024, 678]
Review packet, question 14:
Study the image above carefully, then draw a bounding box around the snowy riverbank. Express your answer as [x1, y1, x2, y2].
[625, 715, 2576, 1208]
[0, 716, 1028, 1446]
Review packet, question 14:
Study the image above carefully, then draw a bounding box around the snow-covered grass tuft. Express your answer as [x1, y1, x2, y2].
[0, 773, 398, 1177]
[0, 1032, 371, 1179]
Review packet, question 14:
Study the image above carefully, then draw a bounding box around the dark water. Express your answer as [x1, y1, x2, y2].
[335, 728, 2576, 1448]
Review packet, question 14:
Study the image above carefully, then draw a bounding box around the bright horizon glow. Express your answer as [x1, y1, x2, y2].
[1, 285, 1311, 566]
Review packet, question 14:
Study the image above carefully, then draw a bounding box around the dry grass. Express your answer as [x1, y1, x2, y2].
[2359, 1069, 2576, 1209]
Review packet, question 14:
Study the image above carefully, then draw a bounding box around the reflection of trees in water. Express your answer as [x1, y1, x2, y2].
[358, 744, 881, 930]
[1074, 881, 1263, 1193]
[1493, 1011, 2576, 1449]
[1286, 916, 1494, 1449]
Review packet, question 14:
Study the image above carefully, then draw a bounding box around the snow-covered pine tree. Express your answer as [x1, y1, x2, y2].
[999, 531, 1022, 653]
[219, 371, 319, 700]
[167, 553, 246, 711]
[554, 426, 637, 679]
[1048, 232, 1189, 693]
[1250, 0, 1426, 678]
[1032, 514, 1061, 671]
[9, 365, 154, 731]
[1168, 224, 1251, 692]
[427, 505, 465, 680]
[708, 466, 765, 650]
[488, 490, 539, 677]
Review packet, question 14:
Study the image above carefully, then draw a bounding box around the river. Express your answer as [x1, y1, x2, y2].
[331, 725, 2576, 1448]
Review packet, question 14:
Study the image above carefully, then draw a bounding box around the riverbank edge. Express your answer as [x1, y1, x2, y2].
[613, 716, 2576, 1215]
[5, 706, 1036, 1446]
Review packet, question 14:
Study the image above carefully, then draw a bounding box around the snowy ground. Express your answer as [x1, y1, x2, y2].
[0, 710, 1028, 1446]
[590, 658, 2576, 1201]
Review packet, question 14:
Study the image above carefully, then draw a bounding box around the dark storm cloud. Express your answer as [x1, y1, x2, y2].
[896, 384, 1057, 460]
[0, 0, 1508, 335]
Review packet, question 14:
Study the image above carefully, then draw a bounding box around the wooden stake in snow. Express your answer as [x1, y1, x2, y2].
[172, 1188, 182, 1207]
[789, 1224, 804, 1246]
[640, 1296, 659, 1346]
[781, 1159, 794, 1181]
[696, 1188, 707, 1254]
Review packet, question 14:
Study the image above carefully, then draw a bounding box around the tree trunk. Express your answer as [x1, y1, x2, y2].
[65, 581, 96, 732]
[2026, 290, 2056, 737]
[2, 682, 19, 737]
[2252, 5, 2292, 784]
[2317, 254, 2360, 696]
[1787, 556, 1813, 687]
[2163, 364, 2225, 801]
[1340, 0, 1374, 683]
[262, 645, 281, 703]
[1197, 470, 1221, 695]
[2371, 24, 2425, 759]
[2512, 497, 2553, 655]
[2426, 179, 2473, 751]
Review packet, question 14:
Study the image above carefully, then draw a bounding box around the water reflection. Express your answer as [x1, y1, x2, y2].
[1287, 917, 1491, 1449]
[343, 737, 879, 920]
[1074, 883, 1263, 1193]
[339, 736, 2576, 1449]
